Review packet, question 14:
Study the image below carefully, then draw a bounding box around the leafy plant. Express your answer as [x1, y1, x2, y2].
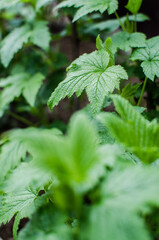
[1, 0, 159, 239]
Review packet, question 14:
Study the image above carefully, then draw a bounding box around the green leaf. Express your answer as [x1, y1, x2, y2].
[126, 0, 143, 15]
[0, 186, 38, 225]
[0, 25, 31, 67]
[81, 165, 159, 240]
[36, 0, 54, 11]
[0, 0, 20, 10]
[121, 82, 141, 99]
[0, 22, 51, 67]
[0, 72, 44, 111]
[81, 205, 150, 240]
[17, 113, 102, 192]
[131, 36, 159, 80]
[48, 46, 128, 114]
[112, 31, 146, 52]
[0, 139, 27, 181]
[18, 204, 72, 240]
[57, 0, 118, 22]
[101, 95, 159, 163]
[87, 14, 149, 33]
[30, 21, 51, 51]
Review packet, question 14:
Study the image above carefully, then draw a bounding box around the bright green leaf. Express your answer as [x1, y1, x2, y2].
[126, 0, 143, 15]
[48, 46, 127, 114]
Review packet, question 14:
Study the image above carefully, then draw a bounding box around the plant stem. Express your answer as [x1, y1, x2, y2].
[137, 77, 148, 106]
[114, 11, 126, 31]
[6, 111, 35, 127]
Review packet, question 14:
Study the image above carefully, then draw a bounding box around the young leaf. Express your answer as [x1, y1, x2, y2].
[101, 95, 159, 163]
[112, 31, 146, 52]
[131, 36, 159, 80]
[48, 45, 128, 114]
[0, 72, 44, 110]
[126, 0, 143, 15]
[121, 82, 141, 99]
[57, 0, 118, 22]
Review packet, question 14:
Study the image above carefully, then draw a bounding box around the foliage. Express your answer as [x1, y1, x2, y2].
[48, 37, 128, 114]
[1, 0, 159, 240]
[57, 0, 118, 22]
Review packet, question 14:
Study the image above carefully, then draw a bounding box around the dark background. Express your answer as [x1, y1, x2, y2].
[119, 0, 159, 37]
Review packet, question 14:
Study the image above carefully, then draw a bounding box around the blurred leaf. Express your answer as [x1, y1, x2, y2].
[0, 73, 44, 111]
[0, 21, 51, 67]
[131, 36, 159, 80]
[126, 0, 143, 15]
[101, 95, 159, 163]
[18, 204, 72, 240]
[112, 31, 146, 52]
[57, 0, 118, 22]
[18, 113, 103, 192]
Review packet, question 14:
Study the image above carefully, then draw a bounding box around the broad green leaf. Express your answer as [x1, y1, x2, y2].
[57, 0, 118, 22]
[121, 82, 141, 99]
[0, 22, 51, 67]
[126, 0, 143, 15]
[48, 47, 128, 114]
[101, 95, 159, 163]
[0, 72, 44, 111]
[131, 36, 159, 80]
[0, 186, 39, 225]
[112, 31, 146, 52]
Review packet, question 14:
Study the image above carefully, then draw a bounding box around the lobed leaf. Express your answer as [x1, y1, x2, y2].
[57, 0, 118, 22]
[0, 72, 44, 112]
[112, 31, 146, 52]
[0, 22, 51, 67]
[131, 36, 159, 80]
[48, 45, 128, 114]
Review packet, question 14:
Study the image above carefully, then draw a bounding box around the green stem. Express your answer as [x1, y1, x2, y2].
[114, 11, 126, 31]
[6, 111, 35, 127]
[137, 77, 148, 106]
[134, 14, 137, 32]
